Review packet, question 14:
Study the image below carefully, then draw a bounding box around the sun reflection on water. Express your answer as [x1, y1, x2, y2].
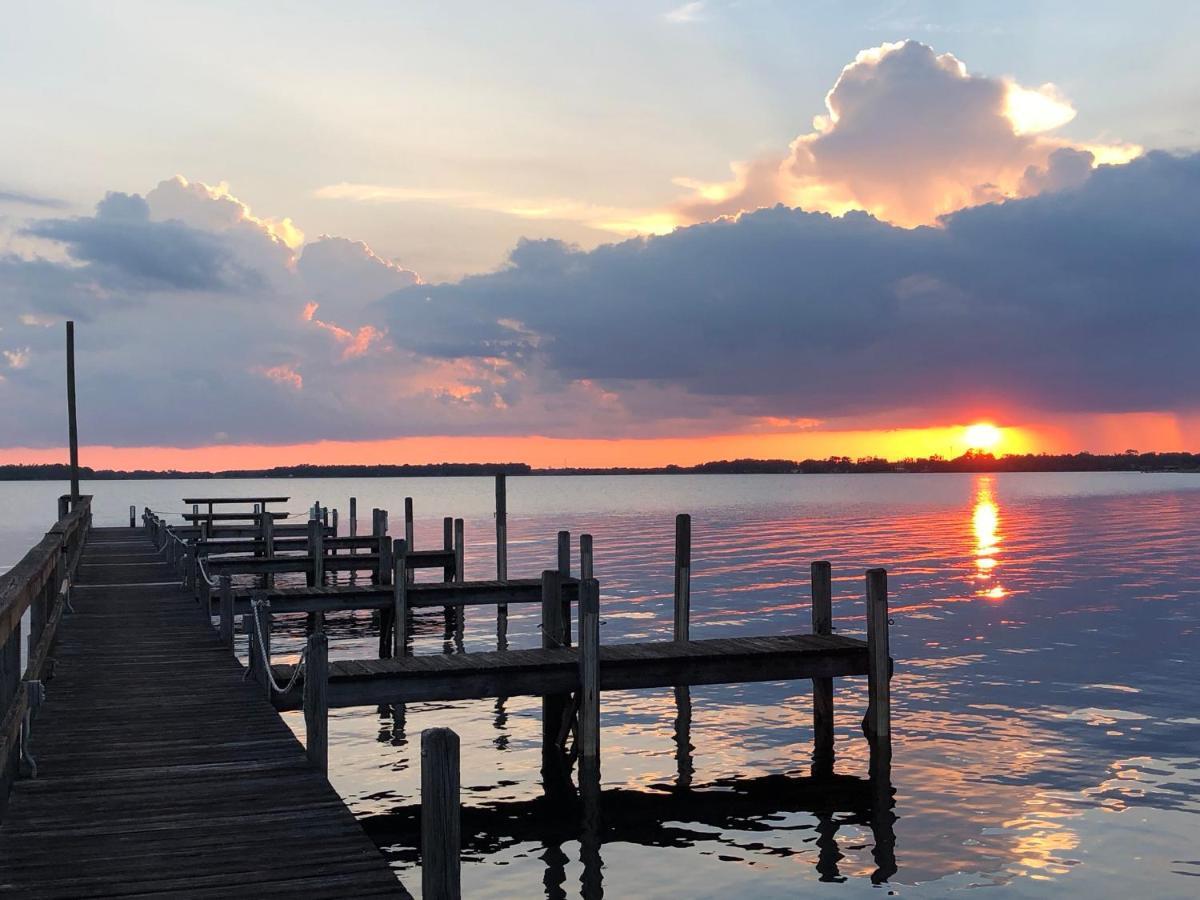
[972, 476, 1006, 599]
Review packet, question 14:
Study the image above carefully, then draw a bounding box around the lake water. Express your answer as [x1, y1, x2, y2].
[3, 473, 1199, 898]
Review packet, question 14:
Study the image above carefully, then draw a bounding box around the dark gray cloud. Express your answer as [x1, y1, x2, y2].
[2, 156, 1197, 450]
[25, 192, 262, 293]
[380, 150, 1200, 424]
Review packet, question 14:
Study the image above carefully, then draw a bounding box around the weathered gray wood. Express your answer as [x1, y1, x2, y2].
[250, 600, 272, 700]
[495, 475, 508, 642]
[304, 630, 329, 774]
[393, 540, 409, 658]
[65, 321, 80, 503]
[307, 519, 324, 587]
[420, 728, 461, 900]
[674, 513, 691, 642]
[442, 517, 454, 582]
[865, 568, 891, 754]
[557, 530, 570, 578]
[580, 534, 593, 581]
[578, 578, 600, 764]
[274, 633, 872, 710]
[219, 575, 234, 649]
[811, 560, 834, 775]
[218, 578, 582, 616]
[261, 511, 275, 590]
[0, 528, 405, 896]
[452, 519, 464, 583]
[349, 497, 357, 539]
[404, 497, 414, 552]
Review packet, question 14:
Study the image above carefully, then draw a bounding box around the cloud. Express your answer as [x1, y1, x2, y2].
[673, 41, 1140, 227]
[314, 182, 676, 237]
[377, 150, 1200, 429]
[664, 2, 705, 24]
[1, 151, 1196, 452]
[0, 189, 68, 210]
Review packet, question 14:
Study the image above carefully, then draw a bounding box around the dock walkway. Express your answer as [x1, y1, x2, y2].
[0, 527, 406, 898]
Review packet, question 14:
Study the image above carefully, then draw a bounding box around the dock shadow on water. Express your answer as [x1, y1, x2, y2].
[361, 703, 898, 899]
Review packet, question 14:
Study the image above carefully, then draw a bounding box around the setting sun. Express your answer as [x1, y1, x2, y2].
[964, 422, 1003, 451]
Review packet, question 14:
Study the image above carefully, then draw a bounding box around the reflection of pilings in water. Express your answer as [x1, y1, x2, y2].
[493, 696, 510, 751]
[579, 757, 603, 899]
[813, 811, 845, 882]
[375, 703, 407, 749]
[672, 686, 693, 791]
[869, 749, 898, 885]
[361, 772, 893, 871]
[540, 841, 568, 900]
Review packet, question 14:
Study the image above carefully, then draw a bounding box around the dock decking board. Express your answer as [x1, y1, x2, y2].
[0, 527, 407, 899]
[272, 632, 872, 710]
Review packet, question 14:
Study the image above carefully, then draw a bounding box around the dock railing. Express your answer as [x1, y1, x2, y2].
[0, 495, 92, 815]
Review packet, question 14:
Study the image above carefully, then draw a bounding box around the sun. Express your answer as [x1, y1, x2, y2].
[964, 422, 1002, 451]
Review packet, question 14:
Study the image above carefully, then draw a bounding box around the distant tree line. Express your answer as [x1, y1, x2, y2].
[2, 450, 1197, 481]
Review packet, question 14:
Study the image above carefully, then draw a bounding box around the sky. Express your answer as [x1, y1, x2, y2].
[1, 1, 1198, 469]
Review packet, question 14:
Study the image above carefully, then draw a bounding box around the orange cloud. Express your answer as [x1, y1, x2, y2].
[673, 41, 1140, 228]
[255, 364, 303, 390]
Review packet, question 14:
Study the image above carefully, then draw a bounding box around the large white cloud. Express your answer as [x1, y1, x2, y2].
[674, 41, 1140, 228]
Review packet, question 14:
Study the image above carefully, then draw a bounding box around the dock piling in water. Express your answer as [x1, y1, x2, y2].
[305, 629, 329, 774]
[421, 727, 461, 900]
[674, 513, 692, 641]
[865, 568, 891, 759]
[811, 561, 835, 775]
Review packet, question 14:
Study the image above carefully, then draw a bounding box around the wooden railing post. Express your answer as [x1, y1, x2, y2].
[674, 514, 691, 641]
[865, 568, 891, 758]
[421, 727, 461, 900]
[219, 575, 234, 649]
[442, 517, 454, 583]
[304, 630, 329, 774]
[248, 599, 272, 700]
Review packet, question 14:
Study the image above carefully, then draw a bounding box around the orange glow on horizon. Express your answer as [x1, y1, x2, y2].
[0, 411, 1192, 472]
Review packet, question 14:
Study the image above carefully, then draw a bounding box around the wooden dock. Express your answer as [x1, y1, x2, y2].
[0, 525, 407, 898]
[271, 633, 871, 709]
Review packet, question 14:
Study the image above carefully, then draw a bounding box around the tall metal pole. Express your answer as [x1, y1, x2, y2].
[66, 321, 80, 505]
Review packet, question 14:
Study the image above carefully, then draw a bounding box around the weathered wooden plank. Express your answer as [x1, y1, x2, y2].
[0, 529, 407, 897]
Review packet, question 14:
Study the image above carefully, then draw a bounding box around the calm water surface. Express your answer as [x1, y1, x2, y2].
[3, 473, 1199, 897]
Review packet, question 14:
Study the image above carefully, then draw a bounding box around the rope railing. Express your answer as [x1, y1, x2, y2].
[245, 598, 307, 696]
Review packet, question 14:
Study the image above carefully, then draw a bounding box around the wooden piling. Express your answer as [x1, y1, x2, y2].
[219, 574, 234, 649]
[421, 727, 461, 900]
[307, 518, 324, 587]
[404, 497, 414, 551]
[442, 517, 454, 582]
[495, 474, 508, 580]
[864, 568, 891, 757]
[304, 630, 329, 774]
[128, 505, 135, 528]
[393, 539, 409, 658]
[540, 569, 570, 796]
[349, 497, 357, 538]
[674, 514, 691, 642]
[578, 577, 600, 765]
[249, 599, 272, 700]
[556, 530, 571, 645]
[261, 510, 275, 589]
[453, 518, 464, 582]
[811, 560, 834, 775]
[580, 534, 594, 581]
[65, 321, 79, 504]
